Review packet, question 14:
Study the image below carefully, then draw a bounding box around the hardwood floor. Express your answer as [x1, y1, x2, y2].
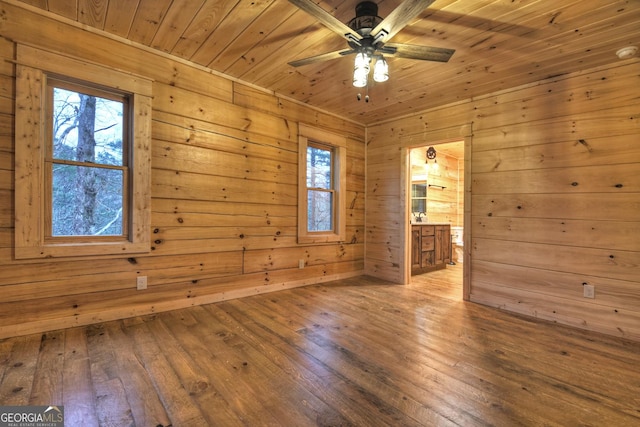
[1, 264, 639, 426]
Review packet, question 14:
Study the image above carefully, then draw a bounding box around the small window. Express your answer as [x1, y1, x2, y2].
[47, 79, 129, 240]
[411, 183, 427, 214]
[298, 124, 346, 244]
[306, 143, 335, 232]
[15, 45, 152, 259]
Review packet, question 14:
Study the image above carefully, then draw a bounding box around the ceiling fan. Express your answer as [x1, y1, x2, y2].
[288, 0, 455, 94]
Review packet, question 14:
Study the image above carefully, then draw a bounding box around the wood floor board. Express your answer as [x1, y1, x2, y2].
[0, 266, 639, 426]
[255, 287, 544, 425]
[62, 327, 100, 427]
[297, 290, 555, 425]
[259, 270, 640, 426]
[29, 330, 64, 405]
[85, 325, 137, 427]
[186, 305, 344, 426]
[126, 324, 209, 426]
[102, 322, 172, 427]
[0, 335, 40, 405]
[158, 308, 286, 426]
[224, 297, 439, 426]
[207, 301, 416, 427]
[265, 285, 538, 426]
[206, 306, 356, 425]
[222, 298, 433, 426]
[131, 313, 237, 427]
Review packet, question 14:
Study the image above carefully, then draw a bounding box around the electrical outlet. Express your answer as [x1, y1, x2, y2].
[298, 259, 305, 269]
[583, 284, 595, 299]
[136, 276, 147, 290]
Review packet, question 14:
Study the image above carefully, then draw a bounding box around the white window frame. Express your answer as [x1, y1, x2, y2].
[14, 45, 152, 259]
[298, 123, 346, 244]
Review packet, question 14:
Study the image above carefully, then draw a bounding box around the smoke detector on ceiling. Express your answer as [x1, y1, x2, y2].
[616, 46, 638, 59]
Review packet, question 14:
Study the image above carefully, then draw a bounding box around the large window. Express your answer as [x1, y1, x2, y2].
[15, 45, 152, 259]
[298, 124, 346, 244]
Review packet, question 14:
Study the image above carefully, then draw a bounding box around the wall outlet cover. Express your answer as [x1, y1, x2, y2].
[583, 284, 595, 299]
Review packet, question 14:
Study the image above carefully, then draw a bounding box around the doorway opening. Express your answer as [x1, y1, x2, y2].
[405, 139, 469, 300]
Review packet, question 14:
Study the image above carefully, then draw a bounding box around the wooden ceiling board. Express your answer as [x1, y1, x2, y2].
[255, 34, 350, 91]
[231, 15, 329, 81]
[255, 30, 345, 86]
[208, 1, 300, 72]
[78, 0, 108, 28]
[189, 0, 276, 66]
[19, 0, 44, 8]
[171, 0, 241, 60]
[239, 0, 349, 82]
[103, 0, 139, 37]
[127, 0, 173, 46]
[150, 0, 208, 54]
[14, 0, 640, 125]
[47, 0, 77, 21]
[412, 1, 545, 43]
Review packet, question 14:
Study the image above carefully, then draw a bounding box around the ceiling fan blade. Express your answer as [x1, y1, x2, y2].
[288, 0, 361, 41]
[383, 43, 455, 62]
[289, 49, 356, 67]
[371, 0, 435, 44]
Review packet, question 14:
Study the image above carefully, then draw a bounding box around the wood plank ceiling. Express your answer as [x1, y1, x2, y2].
[14, 0, 640, 125]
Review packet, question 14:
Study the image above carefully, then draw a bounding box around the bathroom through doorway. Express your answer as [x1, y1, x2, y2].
[406, 140, 468, 297]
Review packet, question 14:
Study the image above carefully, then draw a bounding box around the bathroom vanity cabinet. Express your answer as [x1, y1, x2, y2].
[411, 224, 451, 275]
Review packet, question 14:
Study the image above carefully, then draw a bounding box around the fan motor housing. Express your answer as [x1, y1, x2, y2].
[348, 1, 383, 36]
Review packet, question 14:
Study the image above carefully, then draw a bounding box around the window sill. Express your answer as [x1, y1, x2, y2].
[15, 241, 150, 260]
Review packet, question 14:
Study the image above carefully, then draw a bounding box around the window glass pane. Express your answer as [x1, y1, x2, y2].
[52, 87, 124, 166]
[52, 164, 123, 236]
[307, 145, 332, 189]
[412, 183, 427, 198]
[412, 199, 426, 213]
[307, 189, 333, 232]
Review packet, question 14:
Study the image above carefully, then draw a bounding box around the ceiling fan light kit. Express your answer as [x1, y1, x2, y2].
[373, 56, 389, 83]
[353, 52, 371, 87]
[353, 53, 389, 87]
[288, 0, 455, 99]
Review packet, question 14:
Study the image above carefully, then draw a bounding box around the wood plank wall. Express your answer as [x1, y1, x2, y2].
[0, 3, 365, 339]
[428, 152, 463, 227]
[367, 60, 640, 341]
